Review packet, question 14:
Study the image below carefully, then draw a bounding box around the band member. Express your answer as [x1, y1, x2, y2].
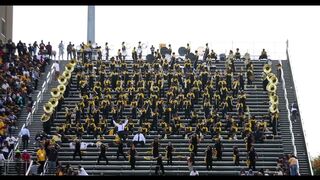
[97, 144, 109, 165]
[205, 145, 214, 170]
[165, 142, 174, 165]
[132, 47, 138, 62]
[233, 146, 240, 166]
[155, 154, 165, 176]
[214, 138, 223, 161]
[248, 146, 258, 171]
[235, 48, 241, 60]
[152, 137, 160, 158]
[127, 144, 137, 170]
[72, 139, 82, 160]
[116, 141, 127, 160]
[189, 133, 200, 156]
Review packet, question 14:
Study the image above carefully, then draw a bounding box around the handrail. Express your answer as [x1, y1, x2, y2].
[25, 160, 34, 176]
[40, 159, 49, 176]
[278, 59, 297, 156]
[285, 40, 314, 176]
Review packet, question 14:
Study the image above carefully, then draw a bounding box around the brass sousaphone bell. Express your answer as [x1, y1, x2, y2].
[58, 84, 66, 94]
[43, 102, 53, 114]
[266, 83, 277, 93]
[58, 75, 67, 85]
[65, 63, 74, 73]
[51, 87, 60, 98]
[62, 71, 71, 80]
[48, 97, 59, 108]
[41, 113, 51, 123]
[263, 64, 272, 74]
[269, 103, 278, 113]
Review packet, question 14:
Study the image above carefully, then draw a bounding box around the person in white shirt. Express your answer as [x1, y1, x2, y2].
[113, 119, 128, 143]
[0, 151, 6, 175]
[53, 61, 60, 80]
[58, 41, 64, 60]
[78, 166, 88, 176]
[190, 168, 199, 176]
[5, 135, 18, 151]
[19, 126, 30, 150]
[133, 129, 146, 147]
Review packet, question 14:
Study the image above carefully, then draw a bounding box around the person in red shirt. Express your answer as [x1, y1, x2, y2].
[22, 150, 31, 173]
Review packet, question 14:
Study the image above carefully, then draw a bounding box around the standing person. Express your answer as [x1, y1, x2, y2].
[67, 42, 73, 60]
[165, 142, 174, 165]
[187, 152, 195, 172]
[291, 101, 299, 123]
[97, 144, 109, 165]
[105, 42, 110, 61]
[151, 137, 160, 158]
[127, 144, 137, 170]
[155, 154, 165, 176]
[33, 41, 39, 55]
[116, 141, 127, 160]
[58, 41, 64, 60]
[189, 133, 199, 156]
[47, 144, 59, 174]
[36, 146, 47, 174]
[32, 68, 39, 90]
[233, 146, 240, 166]
[248, 146, 258, 171]
[46, 42, 52, 59]
[214, 138, 223, 161]
[73, 139, 82, 160]
[19, 126, 30, 150]
[113, 119, 128, 143]
[205, 145, 213, 170]
[53, 61, 60, 80]
[22, 150, 31, 173]
[289, 154, 299, 176]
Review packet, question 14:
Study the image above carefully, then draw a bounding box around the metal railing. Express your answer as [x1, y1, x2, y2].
[285, 40, 314, 176]
[6, 64, 56, 168]
[40, 160, 49, 176]
[25, 160, 34, 176]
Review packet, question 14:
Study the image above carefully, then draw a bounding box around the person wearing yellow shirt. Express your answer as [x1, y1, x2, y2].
[36, 146, 46, 174]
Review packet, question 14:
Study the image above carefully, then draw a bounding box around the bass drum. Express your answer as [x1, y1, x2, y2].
[178, 47, 187, 56]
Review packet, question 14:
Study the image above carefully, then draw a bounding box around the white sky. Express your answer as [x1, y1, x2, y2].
[13, 6, 320, 159]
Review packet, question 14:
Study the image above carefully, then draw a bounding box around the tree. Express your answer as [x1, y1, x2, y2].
[312, 155, 320, 175]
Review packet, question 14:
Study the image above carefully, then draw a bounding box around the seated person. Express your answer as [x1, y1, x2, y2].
[132, 128, 146, 147]
[259, 49, 268, 59]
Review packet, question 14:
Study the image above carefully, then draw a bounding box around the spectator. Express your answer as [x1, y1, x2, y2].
[36, 146, 46, 174]
[19, 126, 30, 150]
[288, 154, 299, 176]
[67, 42, 73, 60]
[53, 61, 60, 80]
[47, 144, 59, 174]
[290, 101, 299, 123]
[58, 41, 64, 60]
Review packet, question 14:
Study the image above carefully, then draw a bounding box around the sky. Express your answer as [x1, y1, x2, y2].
[12, 6, 320, 160]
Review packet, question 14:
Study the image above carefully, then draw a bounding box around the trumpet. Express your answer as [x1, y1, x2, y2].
[58, 75, 67, 85]
[43, 103, 53, 114]
[51, 88, 60, 98]
[263, 64, 272, 74]
[58, 84, 66, 94]
[49, 97, 59, 108]
[65, 63, 74, 72]
[266, 83, 277, 93]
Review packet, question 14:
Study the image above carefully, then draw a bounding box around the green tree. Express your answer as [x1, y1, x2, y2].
[312, 155, 320, 175]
